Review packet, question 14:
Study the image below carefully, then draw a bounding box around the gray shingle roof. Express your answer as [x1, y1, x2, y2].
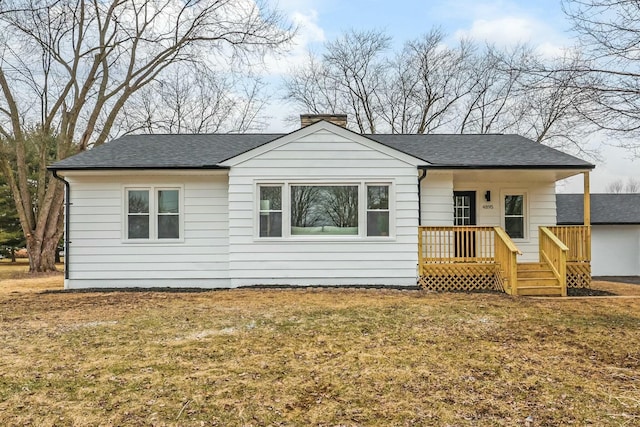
[556, 194, 640, 225]
[50, 134, 283, 169]
[49, 130, 594, 170]
[368, 134, 592, 168]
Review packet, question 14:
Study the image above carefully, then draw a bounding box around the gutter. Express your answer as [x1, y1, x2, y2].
[48, 165, 230, 171]
[420, 164, 595, 170]
[417, 168, 428, 225]
[52, 170, 70, 280]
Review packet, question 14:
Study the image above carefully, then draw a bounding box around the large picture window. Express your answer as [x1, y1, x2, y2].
[504, 194, 525, 239]
[257, 182, 391, 239]
[291, 185, 359, 235]
[126, 187, 181, 241]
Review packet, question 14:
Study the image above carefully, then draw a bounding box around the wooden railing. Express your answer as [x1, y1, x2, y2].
[494, 226, 521, 295]
[418, 226, 496, 266]
[547, 225, 591, 262]
[539, 226, 568, 297]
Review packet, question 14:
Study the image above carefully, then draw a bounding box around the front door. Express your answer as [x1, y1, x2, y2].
[453, 191, 477, 258]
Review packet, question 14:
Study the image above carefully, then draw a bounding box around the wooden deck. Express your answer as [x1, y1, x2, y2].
[418, 225, 591, 296]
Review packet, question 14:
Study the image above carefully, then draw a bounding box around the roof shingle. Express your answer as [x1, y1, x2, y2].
[49, 130, 594, 170]
[556, 193, 640, 225]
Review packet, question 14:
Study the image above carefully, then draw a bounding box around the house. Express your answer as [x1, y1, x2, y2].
[557, 193, 640, 276]
[49, 115, 595, 295]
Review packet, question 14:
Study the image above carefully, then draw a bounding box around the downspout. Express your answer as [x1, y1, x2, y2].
[417, 168, 428, 225]
[52, 170, 70, 280]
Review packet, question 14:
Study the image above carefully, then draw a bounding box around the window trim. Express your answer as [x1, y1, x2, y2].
[255, 180, 395, 241]
[122, 185, 184, 243]
[501, 190, 528, 241]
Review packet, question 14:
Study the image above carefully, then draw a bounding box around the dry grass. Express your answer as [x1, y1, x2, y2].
[592, 280, 640, 297]
[0, 276, 639, 426]
[0, 259, 64, 295]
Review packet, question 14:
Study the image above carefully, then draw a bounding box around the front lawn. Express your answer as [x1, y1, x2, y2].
[0, 282, 639, 425]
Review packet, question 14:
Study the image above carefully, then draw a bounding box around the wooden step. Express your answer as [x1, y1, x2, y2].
[517, 269, 555, 279]
[517, 262, 549, 271]
[517, 285, 563, 296]
[517, 277, 559, 287]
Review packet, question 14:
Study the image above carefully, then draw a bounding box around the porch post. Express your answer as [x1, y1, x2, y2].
[583, 171, 590, 227]
[583, 171, 591, 261]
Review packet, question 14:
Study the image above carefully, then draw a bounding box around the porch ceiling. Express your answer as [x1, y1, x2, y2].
[447, 168, 586, 183]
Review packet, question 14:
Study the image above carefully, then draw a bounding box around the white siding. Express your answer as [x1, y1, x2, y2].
[592, 225, 640, 276]
[65, 174, 229, 289]
[227, 129, 419, 286]
[420, 171, 453, 225]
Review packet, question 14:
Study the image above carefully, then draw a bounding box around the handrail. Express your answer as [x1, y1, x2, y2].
[418, 226, 496, 263]
[547, 225, 590, 262]
[539, 226, 568, 297]
[494, 227, 523, 255]
[493, 226, 521, 295]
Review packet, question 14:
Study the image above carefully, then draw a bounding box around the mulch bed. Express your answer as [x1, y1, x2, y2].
[568, 287, 617, 296]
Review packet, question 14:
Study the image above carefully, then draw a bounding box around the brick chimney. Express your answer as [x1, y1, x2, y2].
[300, 114, 347, 128]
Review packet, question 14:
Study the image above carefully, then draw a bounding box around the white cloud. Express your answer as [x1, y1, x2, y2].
[263, 9, 325, 76]
[455, 17, 536, 44]
[452, 12, 570, 58]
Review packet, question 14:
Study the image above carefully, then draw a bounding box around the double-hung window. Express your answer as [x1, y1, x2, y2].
[126, 187, 181, 241]
[504, 194, 525, 239]
[259, 186, 283, 237]
[257, 182, 392, 238]
[367, 185, 390, 236]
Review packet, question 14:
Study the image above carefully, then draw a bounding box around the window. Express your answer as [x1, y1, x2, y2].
[259, 186, 282, 237]
[126, 187, 181, 241]
[257, 182, 391, 238]
[127, 190, 150, 239]
[157, 190, 180, 239]
[291, 185, 359, 236]
[504, 194, 525, 239]
[367, 185, 389, 236]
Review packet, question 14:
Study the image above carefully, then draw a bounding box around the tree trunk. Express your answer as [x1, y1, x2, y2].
[26, 235, 59, 272]
[25, 184, 65, 273]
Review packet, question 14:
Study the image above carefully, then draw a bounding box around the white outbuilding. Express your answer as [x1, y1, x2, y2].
[557, 194, 640, 277]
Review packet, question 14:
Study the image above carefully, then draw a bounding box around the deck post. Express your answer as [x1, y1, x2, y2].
[417, 227, 424, 276]
[583, 171, 591, 261]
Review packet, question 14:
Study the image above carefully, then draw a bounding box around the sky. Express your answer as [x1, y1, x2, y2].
[259, 0, 638, 193]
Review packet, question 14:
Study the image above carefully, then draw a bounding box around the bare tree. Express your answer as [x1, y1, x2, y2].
[0, 0, 294, 272]
[284, 29, 390, 133]
[456, 45, 530, 135]
[284, 27, 595, 155]
[606, 179, 625, 193]
[382, 30, 476, 133]
[562, 0, 640, 155]
[502, 50, 597, 156]
[605, 178, 640, 193]
[119, 64, 269, 134]
[625, 178, 640, 193]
